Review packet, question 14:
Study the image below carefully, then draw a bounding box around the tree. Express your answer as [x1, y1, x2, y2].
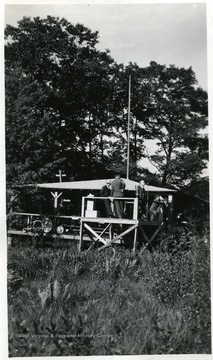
[5, 17, 208, 188]
[129, 61, 208, 186]
[5, 67, 65, 184]
[5, 16, 115, 184]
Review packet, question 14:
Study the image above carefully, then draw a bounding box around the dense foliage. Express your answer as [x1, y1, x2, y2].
[5, 16, 208, 189]
[8, 230, 211, 356]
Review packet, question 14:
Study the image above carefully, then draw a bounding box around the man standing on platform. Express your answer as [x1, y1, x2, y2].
[136, 178, 147, 219]
[100, 180, 114, 217]
[111, 173, 126, 218]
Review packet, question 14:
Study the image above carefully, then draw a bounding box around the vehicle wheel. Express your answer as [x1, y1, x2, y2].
[42, 218, 53, 233]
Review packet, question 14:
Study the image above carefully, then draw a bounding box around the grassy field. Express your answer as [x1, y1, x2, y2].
[7, 229, 211, 357]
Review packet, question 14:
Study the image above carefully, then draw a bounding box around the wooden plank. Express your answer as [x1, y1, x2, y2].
[85, 241, 97, 253]
[139, 225, 151, 245]
[7, 230, 122, 244]
[11, 212, 41, 216]
[7, 229, 90, 241]
[99, 223, 111, 237]
[81, 217, 137, 225]
[84, 223, 110, 242]
[51, 215, 80, 220]
[84, 227, 97, 242]
[133, 226, 138, 253]
[81, 197, 85, 217]
[133, 197, 138, 220]
[109, 224, 113, 241]
[8, 230, 41, 236]
[98, 223, 138, 251]
[85, 224, 111, 253]
[83, 196, 136, 201]
[149, 222, 166, 243]
[10, 212, 137, 224]
[78, 220, 84, 251]
[84, 223, 108, 245]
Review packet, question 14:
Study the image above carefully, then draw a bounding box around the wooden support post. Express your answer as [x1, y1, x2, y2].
[109, 224, 113, 241]
[133, 197, 138, 220]
[81, 197, 85, 217]
[79, 220, 84, 252]
[149, 221, 166, 243]
[133, 224, 138, 253]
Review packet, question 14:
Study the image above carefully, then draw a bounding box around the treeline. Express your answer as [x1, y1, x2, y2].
[5, 16, 208, 192]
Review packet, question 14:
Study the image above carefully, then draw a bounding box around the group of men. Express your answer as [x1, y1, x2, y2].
[100, 173, 126, 218]
[100, 173, 147, 219]
[100, 174, 167, 221]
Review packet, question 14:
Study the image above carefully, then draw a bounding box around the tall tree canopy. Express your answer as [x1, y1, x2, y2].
[121, 61, 208, 186]
[5, 16, 208, 191]
[5, 16, 116, 184]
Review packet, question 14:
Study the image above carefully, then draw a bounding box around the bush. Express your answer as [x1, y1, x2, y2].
[8, 232, 211, 356]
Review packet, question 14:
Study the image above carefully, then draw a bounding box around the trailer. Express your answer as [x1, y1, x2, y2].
[7, 178, 176, 252]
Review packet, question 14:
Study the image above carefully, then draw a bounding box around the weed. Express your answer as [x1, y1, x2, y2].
[8, 231, 211, 356]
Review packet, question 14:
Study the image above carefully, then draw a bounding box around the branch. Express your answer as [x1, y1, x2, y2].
[145, 149, 162, 173]
[112, 127, 127, 142]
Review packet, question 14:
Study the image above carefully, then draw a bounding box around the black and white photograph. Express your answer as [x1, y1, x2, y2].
[2, 0, 212, 358]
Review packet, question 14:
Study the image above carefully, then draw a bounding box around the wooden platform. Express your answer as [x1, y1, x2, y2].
[81, 217, 162, 226]
[81, 217, 138, 225]
[7, 200, 166, 250]
[7, 229, 82, 241]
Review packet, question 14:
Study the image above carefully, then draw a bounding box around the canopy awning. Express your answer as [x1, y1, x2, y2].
[37, 178, 176, 193]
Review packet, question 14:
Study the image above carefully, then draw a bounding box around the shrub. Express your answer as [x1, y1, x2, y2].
[8, 231, 211, 356]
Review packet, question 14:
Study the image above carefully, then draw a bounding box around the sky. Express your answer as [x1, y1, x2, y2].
[5, 2, 208, 90]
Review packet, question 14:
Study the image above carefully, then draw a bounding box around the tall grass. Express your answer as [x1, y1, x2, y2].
[8, 231, 211, 356]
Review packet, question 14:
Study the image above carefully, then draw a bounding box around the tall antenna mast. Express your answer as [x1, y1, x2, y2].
[127, 75, 131, 179]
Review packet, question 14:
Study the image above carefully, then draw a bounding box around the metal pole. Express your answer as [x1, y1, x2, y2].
[127, 75, 131, 179]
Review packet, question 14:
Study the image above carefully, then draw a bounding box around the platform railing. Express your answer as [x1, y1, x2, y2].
[81, 196, 139, 220]
[7, 212, 80, 233]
